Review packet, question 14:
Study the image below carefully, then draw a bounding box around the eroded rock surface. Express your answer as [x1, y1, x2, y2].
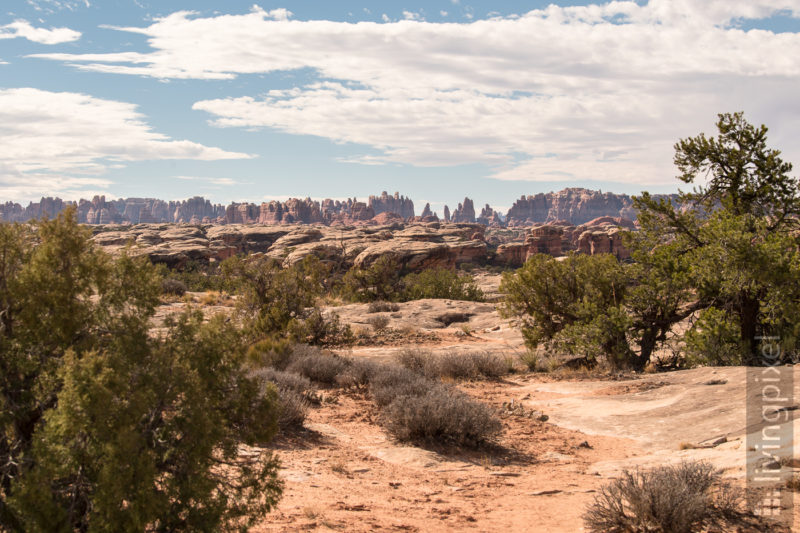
[92, 222, 488, 270]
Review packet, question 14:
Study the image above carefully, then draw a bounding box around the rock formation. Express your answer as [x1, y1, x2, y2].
[90, 222, 486, 271]
[495, 216, 633, 266]
[0, 188, 676, 227]
[451, 198, 476, 223]
[368, 191, 414, 219]
[505, 188, 651, 226]
[476, 204, 503, 226]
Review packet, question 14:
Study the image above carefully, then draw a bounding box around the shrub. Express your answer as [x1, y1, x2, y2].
[246, 338, 296, 370]
[250, 367, 312, 394]
[584, 461, 745, 533]
[161, 277, 187, 296]
[275, 389, 309, 429]
[156, 260, 229, 292]
[469, 352, 509, 378]
[367, 315, 390, 332]
[369, 364, 432, 407]
[222, 254, 328, 338]
[381, 387, 502, 447]
[288, 309, 354, 346]
[394, 349, 430, 374]
[395, 349, 508, 380]
[335, 358, 378, 388]
[368, 300, 400, 313]
[519, 351, 539, 371]
[249, 371, 309, 430]
[684, 307, 743, 366]
[401, 268, 484, 302]
[285, 347, 352, 385]
[500, 253, 634, 367]
[341, 256, 402, 302]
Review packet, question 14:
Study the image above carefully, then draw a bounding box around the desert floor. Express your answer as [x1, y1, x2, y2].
[160, 277, 800, 532]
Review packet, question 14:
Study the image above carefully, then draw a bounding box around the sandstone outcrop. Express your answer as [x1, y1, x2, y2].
[368, 191, 415, 219]
[90, 222, 487, 271]
[505, 188, 641, 226]
[495, 216, 633, 266]
[451, 198, 476, 223]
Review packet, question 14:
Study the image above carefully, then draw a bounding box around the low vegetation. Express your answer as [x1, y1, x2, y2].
[395, 348, 508, 380]
[584, 461, 749, 533]
[502, 113, 800, 370]
[341, 256, 484, 303]
[0, 210, 282, 532]
[246, 343, 504, 449]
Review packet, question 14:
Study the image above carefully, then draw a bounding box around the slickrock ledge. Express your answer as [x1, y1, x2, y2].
[90, 218, 633, 270]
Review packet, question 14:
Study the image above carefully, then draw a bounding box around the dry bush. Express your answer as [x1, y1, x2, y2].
[161, 278, 187, 296]
[366, 315, 390, 332]
[200, 291, 221, 306]
[368, 301, 400, 313]
[381, 386, 502, 448]
[285, 347, 351, 385]
[249, 369, 309, 430]
[468, 352, 508, 378]
[584, 461, 747, 533]
[275, 388, 309, 429]
[430, 352, 479, 380]
[335, 358, 377, 388]
[369, 364, 432, 407]
[394, 349, 430, 374]
[395, 349, 508, 380]
[519, 351, 539, 371]
[249, 367, 311, 394]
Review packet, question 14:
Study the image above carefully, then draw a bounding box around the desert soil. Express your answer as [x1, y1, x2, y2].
[157, 277, 800, 531]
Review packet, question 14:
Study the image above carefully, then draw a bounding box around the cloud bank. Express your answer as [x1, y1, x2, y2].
[31, 2, 800, 185]
[0, 20, 81, 44]
[0, 88, 253, 201]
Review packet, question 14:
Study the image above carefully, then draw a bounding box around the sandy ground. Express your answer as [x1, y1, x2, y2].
[154, 284, 800, 531]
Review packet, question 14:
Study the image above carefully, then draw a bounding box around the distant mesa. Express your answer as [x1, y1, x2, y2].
[505, 187, 639, 226]
[0, 188, 675, 228]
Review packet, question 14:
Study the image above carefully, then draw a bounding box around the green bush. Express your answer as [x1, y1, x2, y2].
[0, 209, 282, 532]
[340, 256, 402, 302]
[287, 308, 354, 346]
[500, 253, 633, 367]
[223, 254, 348, 346]
[684, 307, 744, 366]
[401, 268, 484, 302]
[157, 260, 228, 292]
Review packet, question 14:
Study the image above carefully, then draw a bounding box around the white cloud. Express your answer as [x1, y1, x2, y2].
[0, 88, 253, 202]
[440, 10, 448, 17]
[31, 2, 800, 185]
[403, 10, 424, 21]
[0, 19, 80, 44]
[26, 0, 91, 12]
[381, 13, 389, 23]
[176, 175, 249, 186]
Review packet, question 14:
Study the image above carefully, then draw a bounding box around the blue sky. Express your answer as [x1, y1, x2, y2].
[2, 1, 799, 214]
